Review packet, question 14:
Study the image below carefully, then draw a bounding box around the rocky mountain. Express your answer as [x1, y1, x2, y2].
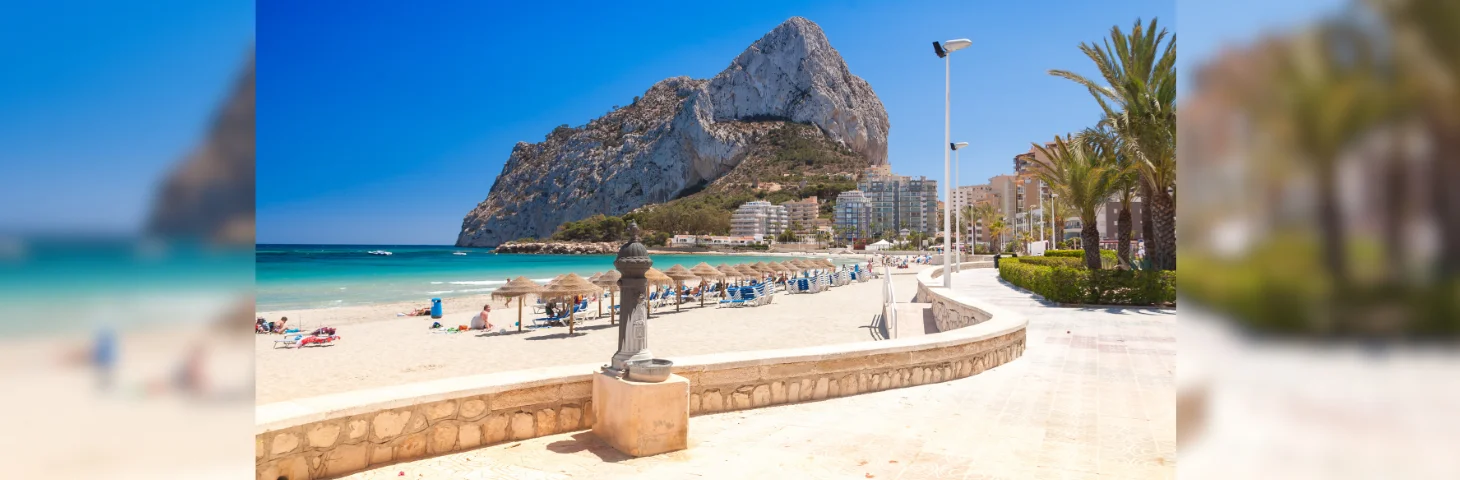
[456, 17, 888, 247]
[147, 49, 256, 245]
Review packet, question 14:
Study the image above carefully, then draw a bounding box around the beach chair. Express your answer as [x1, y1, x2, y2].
[717, 287, 745, 308]
[272, 334, 304, 349]
[737, 287, 756, 307]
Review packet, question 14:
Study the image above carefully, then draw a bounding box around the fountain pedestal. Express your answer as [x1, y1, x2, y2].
[591, 371, 689, 457]
[591, 222, 689, 457]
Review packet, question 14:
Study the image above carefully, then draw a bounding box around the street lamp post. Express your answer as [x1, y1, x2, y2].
[951, 141, 969, 271]
[934, 38, 970, 288]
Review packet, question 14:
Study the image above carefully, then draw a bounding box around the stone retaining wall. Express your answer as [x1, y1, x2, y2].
[257, 263, 1025, 480]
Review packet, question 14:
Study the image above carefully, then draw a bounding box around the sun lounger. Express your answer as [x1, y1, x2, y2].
[272, 335, 304, 348]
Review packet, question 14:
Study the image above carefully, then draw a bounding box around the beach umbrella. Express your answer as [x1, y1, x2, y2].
[767, 261, 793, 272]
[491, 276, 544, 333]
[716, 264, 742, 290]
[690, 262, 724, 307]
[539, 273, 601, 335]
[588, 273, 604, 318]
[592, 270, 622, 324]
[662, 264, 698, 312]
[735, 264, 762, 284]
[644, 268, 673, 317]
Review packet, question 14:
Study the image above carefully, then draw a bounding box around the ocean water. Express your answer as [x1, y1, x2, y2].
[0, 237, 254, 336]
[256, 244, 836, 311]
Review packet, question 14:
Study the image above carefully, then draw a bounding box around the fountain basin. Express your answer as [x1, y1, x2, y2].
[625, 359, 673, 383]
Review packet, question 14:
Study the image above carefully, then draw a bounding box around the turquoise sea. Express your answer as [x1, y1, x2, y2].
[0, 237, 254, 336]
[256, 244, 837, 311]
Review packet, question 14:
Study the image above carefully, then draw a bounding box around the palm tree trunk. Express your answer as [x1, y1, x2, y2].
[1433, 124, 1460, 277]
[1117, 202, 1133, 269]
[1316, 164, 1347, 283]
[1149, 186, 1177, 271]
[1382, 147, 1405, 283]
[1140, 181, 1156, 265]
[1081, 219, 1102, 270]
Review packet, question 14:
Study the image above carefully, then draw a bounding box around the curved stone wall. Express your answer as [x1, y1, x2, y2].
[256, 264, 1025, 480]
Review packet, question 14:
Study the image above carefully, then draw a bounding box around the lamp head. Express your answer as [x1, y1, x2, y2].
[951, 142, 969, 150]
[943, 39, 972, 53]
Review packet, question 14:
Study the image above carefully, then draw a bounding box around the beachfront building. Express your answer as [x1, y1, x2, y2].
[833, 190, 871, 243]
[670, 234, 763, 246]
[729, 200, 789, 239]
[857, 166, 939, 236]
[781, 196, 819, 233]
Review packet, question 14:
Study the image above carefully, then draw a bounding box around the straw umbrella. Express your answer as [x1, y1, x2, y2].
[539, 273, 601, 335]
[592, 270, 621, 324]
[662, 264, 698, 312]
[690, 262, 724, 307]
[491, 276, 544, 333]
[736, 264, 762, 283]
[644, 267, 673, 317]
[717, 264, 742, 290]
[587, 272, 604, 318]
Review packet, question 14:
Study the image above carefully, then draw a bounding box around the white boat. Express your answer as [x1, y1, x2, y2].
[452, 252, 467, 256]
[368, 250, 393, 256]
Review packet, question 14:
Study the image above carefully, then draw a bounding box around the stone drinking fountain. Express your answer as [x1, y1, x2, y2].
[591, 222, 689, 456]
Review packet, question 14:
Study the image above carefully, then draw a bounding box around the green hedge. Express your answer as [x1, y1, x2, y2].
[1044, 249, 1119, 268]
[1016, 256, 1084, 268]
[998, 258, 1175, 306]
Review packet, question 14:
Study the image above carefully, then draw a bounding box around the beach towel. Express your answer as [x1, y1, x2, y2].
[298, 335, 339, 347]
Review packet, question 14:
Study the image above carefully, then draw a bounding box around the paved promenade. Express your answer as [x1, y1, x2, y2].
[341, 268, 1176, 479]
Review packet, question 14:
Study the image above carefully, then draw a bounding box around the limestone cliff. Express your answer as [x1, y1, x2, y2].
[147, 49, 256, 245]
[457, 17, 887, 247]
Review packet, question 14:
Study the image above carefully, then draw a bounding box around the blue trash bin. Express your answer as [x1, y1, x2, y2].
[430, 298, 442, 319]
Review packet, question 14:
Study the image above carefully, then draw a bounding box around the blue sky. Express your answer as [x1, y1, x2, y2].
[0, 1, 254, 234]
[0, 1, 1347, 244]
[256, 0, 1184, 245]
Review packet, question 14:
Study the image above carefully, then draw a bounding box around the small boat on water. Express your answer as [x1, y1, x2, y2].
[452, 252, 467, 256]
[368, 250, 393, 256]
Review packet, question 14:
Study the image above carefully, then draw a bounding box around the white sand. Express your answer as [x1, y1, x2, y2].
[255, 264, 926, 404]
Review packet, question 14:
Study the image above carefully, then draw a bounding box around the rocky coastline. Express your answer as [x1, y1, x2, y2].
[492, 241, 619, 255]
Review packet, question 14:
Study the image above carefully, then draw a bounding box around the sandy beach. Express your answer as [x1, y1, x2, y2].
[256, 263, 926, 404]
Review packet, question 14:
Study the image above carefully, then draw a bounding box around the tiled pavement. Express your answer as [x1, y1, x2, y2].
[341, 268, 1176, 479]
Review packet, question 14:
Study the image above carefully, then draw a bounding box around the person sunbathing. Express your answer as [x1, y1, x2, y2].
[471, 304, 495, 330]
[271, 316, 289, 334]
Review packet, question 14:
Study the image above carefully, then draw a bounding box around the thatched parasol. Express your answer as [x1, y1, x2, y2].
[817, 259, 837, 269]
[691, 262, 724, 307]
[592, 270, 622, 324]
[662, 264, 699, 311]
[767, 261, 794, 272]
[491, 276, 544, 332]
[587, 273, 604, 318]
[539, 273, 601, 335]
[644, 267, 674, 317]
[736, 264, 762, 283]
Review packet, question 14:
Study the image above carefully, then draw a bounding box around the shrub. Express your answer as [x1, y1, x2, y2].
[1044, 249, 1118, 268]
[998, 258, 1175, 306]
[1017, 256, 1084, 268]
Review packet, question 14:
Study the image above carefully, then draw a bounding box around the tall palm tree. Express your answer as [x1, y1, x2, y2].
[1368, 0, 1460, 276]
[987, 218, 1006, 253]
[1049, 18, 1177, 271]
[1032, 135, 1127, 269]
[1247, 22, 1389, 284]
[1079, 123, 1137, 269]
